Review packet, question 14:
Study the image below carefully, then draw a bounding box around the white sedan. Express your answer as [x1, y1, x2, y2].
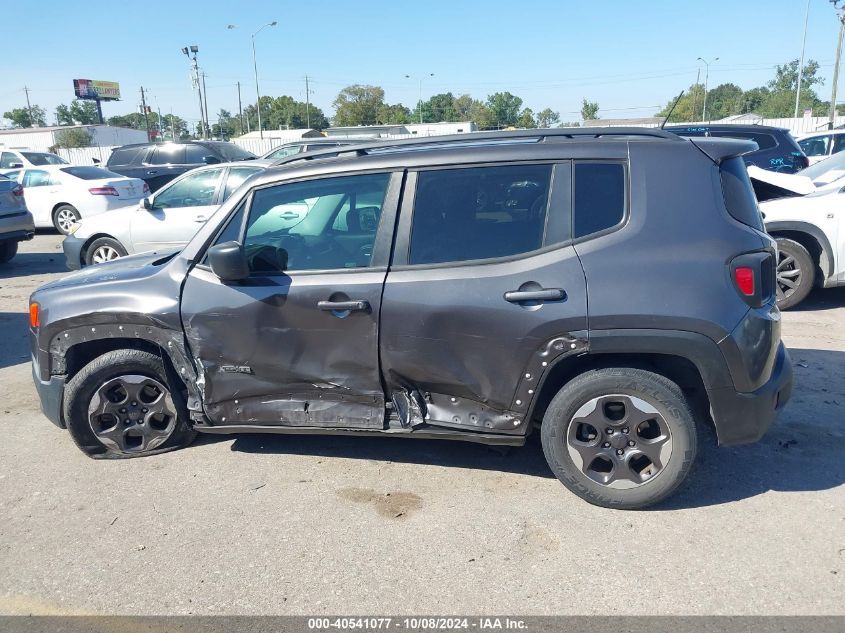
[63, 161, 269, 268]
[1, 165, 148, 234]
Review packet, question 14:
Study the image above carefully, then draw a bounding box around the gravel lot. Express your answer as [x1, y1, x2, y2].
[0, 233, 843, 615]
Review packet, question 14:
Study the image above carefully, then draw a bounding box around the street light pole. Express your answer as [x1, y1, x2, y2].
[406, 73, 434, 124]
[795, 0, 811, 118]
[829, 1, 845, 130]
[182, 45, 205, 139]
[251, 21, 277, 139]
[697, 57, 719, 122]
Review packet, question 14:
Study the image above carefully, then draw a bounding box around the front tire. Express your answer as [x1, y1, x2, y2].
[541, 368, 697, 510]
[0, 240, 18, 264]
[85, 236, 128, 266]
[53, 204, 81, 235]
[774, 238, 814, 310]
[63, 349, 196, 459]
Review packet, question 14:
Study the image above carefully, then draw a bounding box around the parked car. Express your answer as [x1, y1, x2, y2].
[0, 174, 34, 263]
[261, 139, 362, 161]
[759, 179, 845, 309]
[29, 128, 792, 510]
[664, 124, 809, 173]
[0, 166, 148, 234]
[63, 161, 271, 267]
[795, 129, 845, 165]
[0, 149, 68, 169]
[105, 141, 256, 193]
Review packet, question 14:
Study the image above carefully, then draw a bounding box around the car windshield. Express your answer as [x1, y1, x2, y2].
[213, 144, 256, 161]
[800, 150, 845, 184]
[21, 152, 68, 165]
[59, 166, 125, 180]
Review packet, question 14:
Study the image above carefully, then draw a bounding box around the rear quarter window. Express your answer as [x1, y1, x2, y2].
[573, 162, 626, 238]
[720, 158, 764, 231]
[107, 147, 146, 166]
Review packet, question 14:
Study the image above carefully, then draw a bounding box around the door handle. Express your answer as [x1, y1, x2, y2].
[504, 288, 566, 302]
[278, 212, 299, 219]
[317, 300, 370, 312]
[146, 170, 158, 175]
[193, 215, 207, 223]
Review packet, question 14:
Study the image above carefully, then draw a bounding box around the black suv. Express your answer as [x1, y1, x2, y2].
[29, 129, 793, 509]
[106, 141, 256, 192]
[664, 124, 808, 173]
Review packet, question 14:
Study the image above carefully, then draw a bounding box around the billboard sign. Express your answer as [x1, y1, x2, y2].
[73, 79, 121, 101]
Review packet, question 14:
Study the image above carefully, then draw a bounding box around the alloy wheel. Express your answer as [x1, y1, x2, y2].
[776, 250, 802, 303]
[91, 245, 122, 264]
[56, 208, 78, 233]
[566, 394, 673, 489]
[87, 375, 177, 453]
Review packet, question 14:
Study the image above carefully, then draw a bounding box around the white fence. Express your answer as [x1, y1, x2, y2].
[598, 116, 845, 135]
[55, 145, 118, 165]
[231, 138, 281, 155]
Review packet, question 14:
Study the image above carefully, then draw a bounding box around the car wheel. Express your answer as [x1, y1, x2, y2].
[53, 205, 81, 235]
[775, 238, 815, 310]
[541, 367, 697, 510]
[63, 349, 196, 459]
[0, 240, 18, 264]
[85, 237, 128, 266]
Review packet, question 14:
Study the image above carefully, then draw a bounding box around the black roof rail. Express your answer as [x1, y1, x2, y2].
[269, 127, 681, 167]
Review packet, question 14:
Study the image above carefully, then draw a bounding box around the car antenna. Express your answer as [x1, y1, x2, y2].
[660, 91, 685, 129]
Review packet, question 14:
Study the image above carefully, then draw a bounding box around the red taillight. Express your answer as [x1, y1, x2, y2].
[88, 186, 119, 196]
[12, 184, 23, 197]
[29, 303, 40, 329]
[734, 267, 755, 296]
[143, 182, 150, 194]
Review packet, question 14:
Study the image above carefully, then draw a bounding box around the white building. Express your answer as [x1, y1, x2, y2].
[404, 121, 477, 136]
[324, 121, 476, 139]
[0, 125, 147, 152]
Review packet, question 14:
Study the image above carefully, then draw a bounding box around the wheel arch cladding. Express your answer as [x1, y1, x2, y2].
[766, 221, 833, 282]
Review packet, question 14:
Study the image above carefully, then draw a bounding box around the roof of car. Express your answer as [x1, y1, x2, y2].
[111, 140, 244, 149]
[664, 124, 790, 134]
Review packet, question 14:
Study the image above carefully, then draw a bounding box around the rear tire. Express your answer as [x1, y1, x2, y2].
[0, 240, 18, 264]
[541, 368, 697, 510]
[85, 237, 127, 266]
[63, 349, 196, 459]
[774, 238, 814, 310]
[53, 204, 81, 235]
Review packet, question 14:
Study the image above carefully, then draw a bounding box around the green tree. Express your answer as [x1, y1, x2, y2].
[580, 99, 599, 121]
[705, 83, 744, 120]
[655, 84, 705, 122]
[758, 59, 825, 117]
[107, 112, 147, 129]
[535, 108, 560, 128]
[377, 103, 412, 124]
[453, 94, 477, 120]
[53, 127, 93, 149]
[516, 108, 536, 128]
[333, 85, 385, 126]
[486, 92, 523, 127]
[3, 105, 46, 128]
[56, 100, 99, 125]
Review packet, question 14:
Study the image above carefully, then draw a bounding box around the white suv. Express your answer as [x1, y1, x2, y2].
[796, 130, 845, 165]
[761, 179, 845, 309]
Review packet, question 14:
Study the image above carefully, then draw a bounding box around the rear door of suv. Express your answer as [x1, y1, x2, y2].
[379, 160, 589, 435]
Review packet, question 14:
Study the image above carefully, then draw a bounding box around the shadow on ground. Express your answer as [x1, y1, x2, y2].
[0, 312, 32, 370]
[221, 347, 845, 509]
[0, 249, 67, 277]
[791, 285, 845, 312]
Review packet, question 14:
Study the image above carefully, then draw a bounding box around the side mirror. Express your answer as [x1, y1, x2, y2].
[142, 196, 154, 210]
[208, 241, 249, 282]
[203, 155, 221, 165]
[92, 158, 101, 164]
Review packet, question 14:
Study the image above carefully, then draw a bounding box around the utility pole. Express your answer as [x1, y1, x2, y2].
[692, 68, 701, 121]
[305, 75, 311, 129]
[23, 86, 35, 127]
[829, 1, 845, 129]
[795, 0, 811, 118]
[237, 81, 244, 135]
[140, 86, 151, 142]
[182, 46, 206, 139]
[697, 57, 718, 123]
[201, 72, 210, 138]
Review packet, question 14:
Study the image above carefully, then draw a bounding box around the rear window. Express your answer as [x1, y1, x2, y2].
[573, 162, 626, 238]
[711, 131, 777, 151]
[720, 158, 764, 231]
[213, 143, 256, 162]
[107, 146, 146, 166]
[59, 166, 124, 180]
[21, 152, 68, 165]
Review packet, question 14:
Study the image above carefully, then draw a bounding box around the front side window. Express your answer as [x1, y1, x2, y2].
[22, 170, 54, 188]
[242, 172, 390, 273]
[409, 164, 552, 265]
[185, 144, 211, 164]
[154, 168, 224, 208]
[148, 146, 186, 165]
[798, 135, 831, 157]
[573, 163, 625, 239]
[832, 135, 845, 154]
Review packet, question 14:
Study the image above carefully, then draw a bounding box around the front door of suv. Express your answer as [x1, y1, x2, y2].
[181, 171, 401, 429]
[380, 162, 588, 435]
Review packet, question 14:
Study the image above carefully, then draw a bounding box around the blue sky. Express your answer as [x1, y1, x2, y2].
[0, 0, 841, 127]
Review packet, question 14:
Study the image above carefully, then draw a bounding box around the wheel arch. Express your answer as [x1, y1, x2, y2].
[766, 221, 834, 284]
[80, 233, 123, 264]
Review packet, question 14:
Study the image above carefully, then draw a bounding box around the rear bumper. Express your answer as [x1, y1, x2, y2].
[0, 211, 35, 242]
[31, 363, 66, 429]
[62, 235, 85, 270]
[707, 342, 793, 446]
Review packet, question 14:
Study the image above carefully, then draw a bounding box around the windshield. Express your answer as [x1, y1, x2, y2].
[213, 144, 256, 161]
[800, 150, 845, 184]
[21, 152, 68, 165]
[59, 166, 125, 180]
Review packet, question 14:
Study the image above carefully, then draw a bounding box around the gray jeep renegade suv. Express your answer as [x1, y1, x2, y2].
[29, 129, 793, 509]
